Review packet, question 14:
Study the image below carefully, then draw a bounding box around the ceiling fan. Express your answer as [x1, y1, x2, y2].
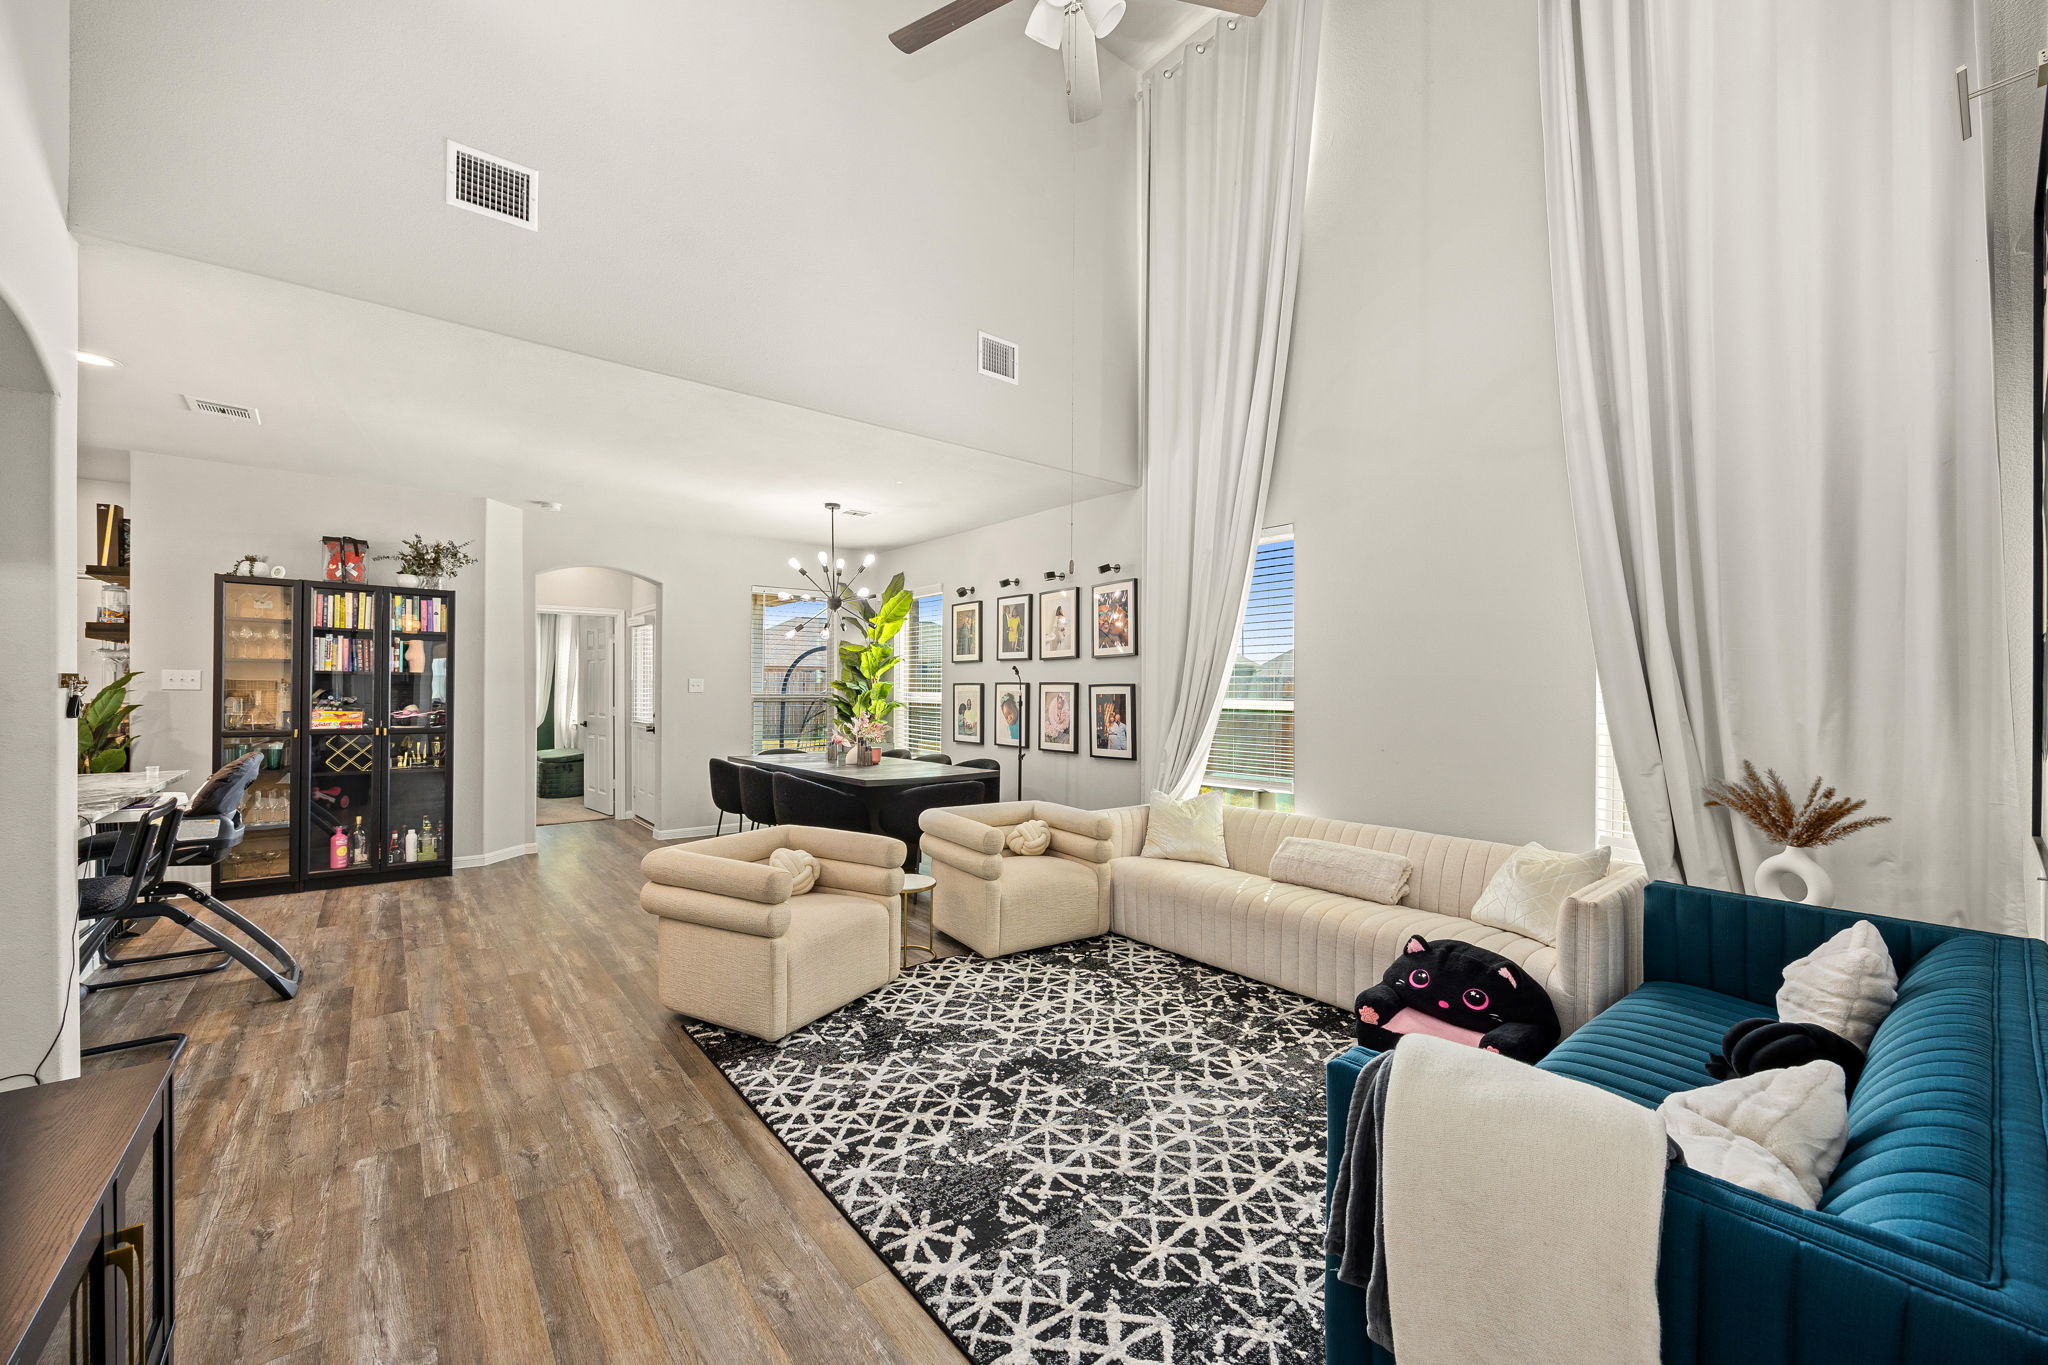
[890, 0, 1267, 124]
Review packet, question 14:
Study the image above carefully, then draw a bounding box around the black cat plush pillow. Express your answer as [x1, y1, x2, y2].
[1353, 936, 1562, 1064]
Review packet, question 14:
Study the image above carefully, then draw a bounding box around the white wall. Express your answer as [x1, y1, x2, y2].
[1263, 0, 1595, 850]
[126, 451, 529, 861]
[879, 491, 1148, 811]
[536, 564, 640, 615]
[0, 0, 78, 1086]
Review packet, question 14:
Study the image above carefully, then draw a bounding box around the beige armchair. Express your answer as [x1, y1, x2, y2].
[640, 825, 906, 1041]
[917, 801, 1115, 958]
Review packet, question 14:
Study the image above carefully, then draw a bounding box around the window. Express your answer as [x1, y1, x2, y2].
[750, 588, 833, 752]
[1202, 531, 1295, 811]
[629, 620, 656, 725]
[1594, 683, 1638, 858]
[898, 586, 944, 753]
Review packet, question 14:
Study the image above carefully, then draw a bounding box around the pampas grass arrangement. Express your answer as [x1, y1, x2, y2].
[1701, 761, 1890, 848]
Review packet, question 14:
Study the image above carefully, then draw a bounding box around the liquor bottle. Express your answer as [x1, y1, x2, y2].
[329, 824, 349, 870]
[389, 829, 401, 860]
[351, 816, 368, 866]
[421, 817, 435, 861]
[404, 825, 418, 863]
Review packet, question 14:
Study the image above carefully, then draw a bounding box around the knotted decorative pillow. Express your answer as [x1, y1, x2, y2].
[1005, 819, 1051, 856]
[767, 846, 819, 895]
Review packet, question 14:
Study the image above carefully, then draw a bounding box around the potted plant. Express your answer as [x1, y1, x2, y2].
[1702, 761, 1891, 907]
[829, 573, 912, 765]
[78, 671, 141, 774]
[374, 536, 478, 589]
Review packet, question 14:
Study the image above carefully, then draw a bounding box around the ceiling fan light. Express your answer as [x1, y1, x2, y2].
[1081, 0, 1124, 37]
[1024, 0, 1065, 49]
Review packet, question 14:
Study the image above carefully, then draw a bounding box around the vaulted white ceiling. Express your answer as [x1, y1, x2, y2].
[67, 0, 1187, 536]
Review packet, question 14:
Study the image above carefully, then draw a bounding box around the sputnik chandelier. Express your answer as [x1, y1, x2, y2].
[785, 501, 877, 616]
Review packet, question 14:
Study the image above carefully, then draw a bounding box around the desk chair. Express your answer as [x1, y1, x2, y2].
[80, 756, 303, 1001]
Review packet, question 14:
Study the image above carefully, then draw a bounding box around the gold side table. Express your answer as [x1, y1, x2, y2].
[900, 872, 937, 967]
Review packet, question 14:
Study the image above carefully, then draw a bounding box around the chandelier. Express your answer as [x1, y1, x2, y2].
[786, 501, 876, 616]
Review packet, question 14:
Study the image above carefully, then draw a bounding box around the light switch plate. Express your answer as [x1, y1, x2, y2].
[688, 677, 705, 693]
[161, 669, 203, 691]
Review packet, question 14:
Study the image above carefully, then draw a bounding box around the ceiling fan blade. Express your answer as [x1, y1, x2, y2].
[890, 0, 1017, 54]
[1184, 0, 1265, 16]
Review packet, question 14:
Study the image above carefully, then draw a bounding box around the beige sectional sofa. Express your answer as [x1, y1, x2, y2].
[924, 802, 1646, 1034]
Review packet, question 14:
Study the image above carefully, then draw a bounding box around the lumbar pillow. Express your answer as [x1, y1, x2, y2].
[767, 846, 818, 895]
[1352, 935, 1561, 1064]
[1140, 790, 1228, 866]
[1468, 842, 1613, 945]
[1269, 836, 1412, 905]
[1659, 1061, 1849, 1208]
[1005, 819, 1051, 856]
[1775, 920, 1896, 1050]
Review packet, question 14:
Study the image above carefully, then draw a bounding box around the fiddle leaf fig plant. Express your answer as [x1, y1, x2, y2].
[79, 671, 141, 774]
[829, 573, 913, 738]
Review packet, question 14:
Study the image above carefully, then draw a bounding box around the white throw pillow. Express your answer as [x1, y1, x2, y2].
[1468, 843, 1612, 945]
[1658, 1061, 1849, 1208]
[1268, 837, 1412, 905]
[767, 846, 818, 895]
[1776, 920, 1897, 1050]
[1005, 819, 1052, 856]
[1140, 790, 1229, 867]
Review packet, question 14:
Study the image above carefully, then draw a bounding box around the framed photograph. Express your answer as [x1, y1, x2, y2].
[994, 680, 1029, 748]
[1088, 683, 1137, 760]
[1038, 682, 1078, 753]
[952, 682, 985, 745]
[949, 599, 983, 663]
[1091, 578, 1138, 658]
[996, 594, 1033, 662]
[1038, 586, 1079, 660]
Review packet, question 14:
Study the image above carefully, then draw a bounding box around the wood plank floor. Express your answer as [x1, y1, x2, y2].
[80, 820, 970, 1365]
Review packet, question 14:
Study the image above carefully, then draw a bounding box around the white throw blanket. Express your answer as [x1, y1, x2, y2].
[1381, 1036, 1666, 1365]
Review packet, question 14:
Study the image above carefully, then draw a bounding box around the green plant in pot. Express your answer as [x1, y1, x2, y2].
[79, 671, 141, 774]
[374, 536, 478, 589]
[829, 573, 912, 764]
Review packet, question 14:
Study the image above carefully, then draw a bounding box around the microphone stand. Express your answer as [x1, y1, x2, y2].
[1011, 664, 1026, 803]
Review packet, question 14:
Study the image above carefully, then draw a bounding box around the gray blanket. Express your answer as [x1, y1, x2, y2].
[1324, 1048, 1395, 1351]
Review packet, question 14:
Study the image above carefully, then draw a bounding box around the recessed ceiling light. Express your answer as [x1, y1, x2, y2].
[76, 351, 120, 368]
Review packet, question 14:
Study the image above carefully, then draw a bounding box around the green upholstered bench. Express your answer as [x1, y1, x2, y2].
[537, 748, 584, 798]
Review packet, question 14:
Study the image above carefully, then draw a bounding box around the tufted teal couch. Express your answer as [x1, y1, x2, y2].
[1325, 881, 2048, 1364]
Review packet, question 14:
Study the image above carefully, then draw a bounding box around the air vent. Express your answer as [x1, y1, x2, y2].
[979, 332, 1019, 384]
[446, 141, 538, 230]
[184, 396, 261, 424]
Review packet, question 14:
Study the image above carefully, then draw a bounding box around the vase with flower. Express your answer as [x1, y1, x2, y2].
[1701, 761, 1891, 907]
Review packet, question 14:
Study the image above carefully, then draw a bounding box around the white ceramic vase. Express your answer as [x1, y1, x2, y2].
[394, 572, 421, 588]
[1755, 844, 1833, 907]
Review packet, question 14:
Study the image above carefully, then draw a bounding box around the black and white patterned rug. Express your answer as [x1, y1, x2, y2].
[687, 936, 1352, 1365]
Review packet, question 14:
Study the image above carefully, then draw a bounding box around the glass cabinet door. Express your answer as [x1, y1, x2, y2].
[386, 591, 451, 865]
[307, 587, 381, 876]
[218, 737, 292, 884]
[218, 580, 296, 885]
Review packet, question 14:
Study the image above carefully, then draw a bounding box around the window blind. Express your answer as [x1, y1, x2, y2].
[899, 587, 944, 753]
[629, 621, 656, 725]
[1594, 683, 1638, 857]
[750, 588, 833, 752]
[1202, 534, 1295, 807]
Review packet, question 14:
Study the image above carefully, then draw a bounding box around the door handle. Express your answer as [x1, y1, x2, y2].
[643, 725, 656, 733]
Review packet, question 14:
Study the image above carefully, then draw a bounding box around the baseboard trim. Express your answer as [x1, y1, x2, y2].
[453, 843, 538, 870]
[652, 824, 719, 842]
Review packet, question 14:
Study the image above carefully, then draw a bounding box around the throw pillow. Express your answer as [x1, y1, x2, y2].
[1658, 1060, 1849, 1208]
[1140, 790, 1228, 867]
[1269, 837, 1412, 905]
[1775, 919, 1897, 1050]
[1005, 819, 1051, 856]
[767, 846, 818, 895]
[1468, 843, 1613, 945]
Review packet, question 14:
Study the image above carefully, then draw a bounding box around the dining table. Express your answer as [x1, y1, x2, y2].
[726, 752, 1002, 835]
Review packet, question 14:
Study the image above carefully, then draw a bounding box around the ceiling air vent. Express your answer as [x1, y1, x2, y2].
[184, 396, 261, 424]
[446, 141, 538, 230]
[979, 332, 1019, 384]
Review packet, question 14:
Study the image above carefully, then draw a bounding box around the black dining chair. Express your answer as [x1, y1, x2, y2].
[881, 748, 915, 759]
[771, 772, 868, 833]
[957, 755, 1003, 801]
[709, 758, 745, 835]
[879, 780, 988, 872]
[756, 748, 806, 756]
[738, 764, 779, 828]
[916, 753, 954, 765]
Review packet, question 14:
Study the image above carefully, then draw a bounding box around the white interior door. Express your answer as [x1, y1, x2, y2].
[628, 611, 660, 823]
[579, 616, 616, 815]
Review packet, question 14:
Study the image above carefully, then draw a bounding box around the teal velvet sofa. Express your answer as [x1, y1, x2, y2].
[1325, 881, 2048, 1364]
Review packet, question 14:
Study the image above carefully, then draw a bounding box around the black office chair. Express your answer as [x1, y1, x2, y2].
[878, 780, 986, 872]
[80, 756, 303, 1000]
[916, 753, 954, 764]
[76, 795, 182, 960]
[709, 758, 746, 836]
[881, 748, 915, 759]
[738, 764, 779, 828]
[770, 772, 868, 833]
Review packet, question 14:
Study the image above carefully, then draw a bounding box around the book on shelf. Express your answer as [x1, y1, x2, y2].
[391, 594, 446, 633]
[313, 590, 377, 630]
[313, 634, 375, 672]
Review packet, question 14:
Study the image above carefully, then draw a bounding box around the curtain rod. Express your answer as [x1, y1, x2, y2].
[1956, 50, 2048, 140]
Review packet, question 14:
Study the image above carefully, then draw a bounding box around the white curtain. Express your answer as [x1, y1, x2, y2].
[534, 613, 558, 734]
[1141, 0, 1323, 797]
[553, 615, 582, 735]
[1538, 0, 2027, 931]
